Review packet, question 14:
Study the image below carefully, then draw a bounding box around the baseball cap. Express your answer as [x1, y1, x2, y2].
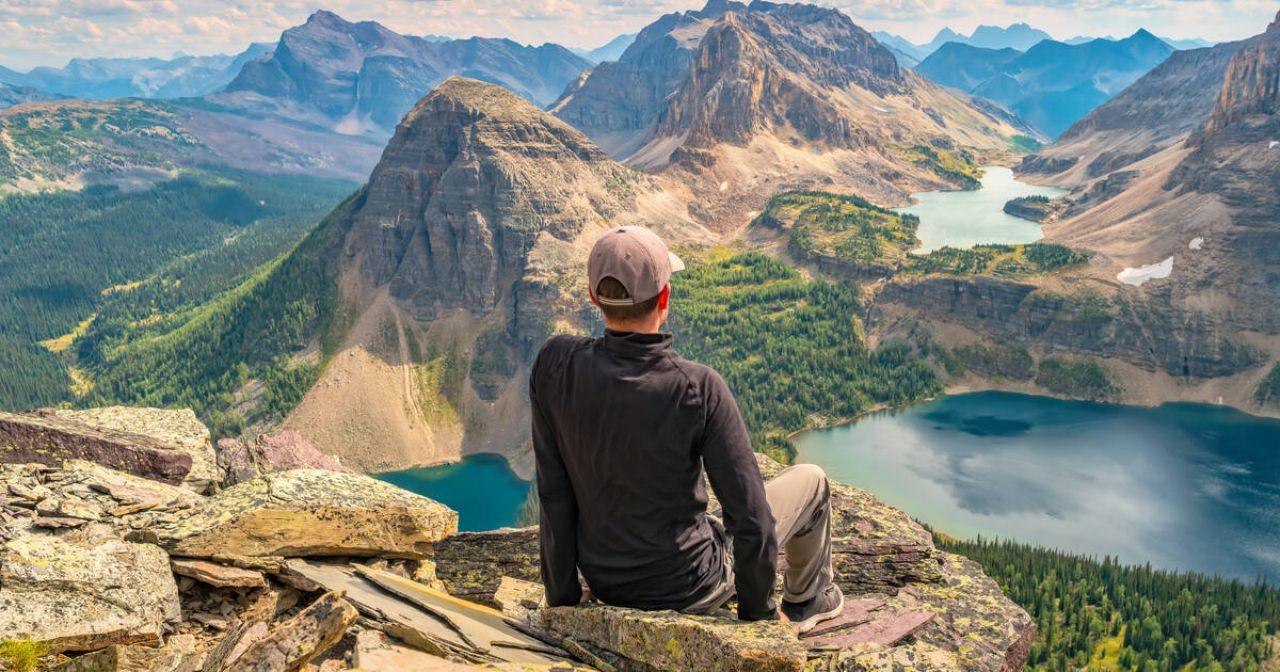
[588, 226, 685, 306]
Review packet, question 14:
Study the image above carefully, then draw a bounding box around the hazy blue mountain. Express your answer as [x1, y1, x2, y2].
[221, 10, 591, 133]
[1066, 34, 1210, 49]
[572, 33, 638, 63]
[872, 31, 928, 62]
[917, 30, 1175, 137]
[0, 44, 273, 99]
[0, 83, 61, 109]
[967, 23, 1053, 51]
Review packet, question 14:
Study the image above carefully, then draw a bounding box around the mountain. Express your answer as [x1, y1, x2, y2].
[78, 77, 696, 470]
[872, 31, 927, 62]
[1067, 35, 1210, 50]
[0, 84, 60, 109]
[220, 10, 591, 135]
[572, 33, 638, 63]
[910, 12, 1280, 413]
[0, 45, 273, 99]
[878, 23, 1054, 61]
[917, 30, 1175, 137]
[552, 1, 1033, 225]
[967, 23, 1053, 51]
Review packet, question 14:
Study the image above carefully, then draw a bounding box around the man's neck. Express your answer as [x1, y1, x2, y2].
[604, 319, 663, 335]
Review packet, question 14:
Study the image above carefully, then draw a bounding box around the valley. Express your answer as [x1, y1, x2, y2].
[2, 1, 1279, 670]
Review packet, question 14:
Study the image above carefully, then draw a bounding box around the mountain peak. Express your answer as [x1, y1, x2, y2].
[304, 9, 348, 27]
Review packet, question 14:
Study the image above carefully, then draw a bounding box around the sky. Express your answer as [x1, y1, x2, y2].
[0, 0, 1275, 71]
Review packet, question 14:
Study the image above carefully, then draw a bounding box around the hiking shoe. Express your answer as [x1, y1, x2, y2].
[781, 584, 845, 634]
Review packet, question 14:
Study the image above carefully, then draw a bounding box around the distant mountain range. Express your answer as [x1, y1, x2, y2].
[0, 45, 272, 99]
[915, 30, 1174, 137]
[571, 33, 638, 63]
[220, 10, 591, 134]
[875, 24, 1212, 64]
[0, 83, 61, 109]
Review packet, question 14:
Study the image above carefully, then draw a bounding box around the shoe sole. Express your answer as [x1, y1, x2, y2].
[793, 591, 845, 635]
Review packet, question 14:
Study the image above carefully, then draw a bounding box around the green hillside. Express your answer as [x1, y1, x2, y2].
[0, 169, 355, 412]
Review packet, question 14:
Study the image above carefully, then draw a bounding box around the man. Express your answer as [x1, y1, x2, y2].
[529, 225, 844, 632]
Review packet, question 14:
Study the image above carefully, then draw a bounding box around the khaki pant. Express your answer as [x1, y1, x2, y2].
[687, 463, 836, 613]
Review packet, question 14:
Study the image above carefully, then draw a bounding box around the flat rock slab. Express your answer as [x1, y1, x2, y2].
[434, 527, 541, 606]
[801, 597, 886, 638]
[541, 605, 806, 672]
[141, 469, 458, 558]
[804, 609, 933, 650]
[0, 532, 181, 652]
[0, 411, 198, 488]
[171, 558, 268, 588]
[63, 459, 203, 510]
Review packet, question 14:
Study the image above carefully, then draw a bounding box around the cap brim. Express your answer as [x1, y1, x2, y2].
[668, 251, 686, 273]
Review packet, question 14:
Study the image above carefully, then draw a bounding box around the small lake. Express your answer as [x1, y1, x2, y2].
[795, 392, 1280, 582]
[902, 166, 1067, 252]
[377, 453, 529, 532]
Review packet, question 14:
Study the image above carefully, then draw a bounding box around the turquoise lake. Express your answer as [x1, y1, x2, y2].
[377, 453, 529, 532]
[902, 166, 1068, 252]
[378, 393, 1280, 583]
[796, 392, 1280, 582]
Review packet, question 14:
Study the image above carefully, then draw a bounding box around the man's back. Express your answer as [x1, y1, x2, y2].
[530, 329, 778, 618]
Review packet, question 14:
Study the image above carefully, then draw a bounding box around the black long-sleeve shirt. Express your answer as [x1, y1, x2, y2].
[529, 329, 779, 621]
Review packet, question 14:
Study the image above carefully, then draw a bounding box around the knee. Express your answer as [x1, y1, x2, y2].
[785, 463, 828, 491]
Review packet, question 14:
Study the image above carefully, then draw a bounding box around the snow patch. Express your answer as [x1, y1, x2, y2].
[1270, 141, 1279, 149]
[719, 181, 729, 193]
[1117, 257, 1174, 286]
[874, 106, 888, 113]
[1189, 237, 1204, 250]
[746, 210, 760, 223]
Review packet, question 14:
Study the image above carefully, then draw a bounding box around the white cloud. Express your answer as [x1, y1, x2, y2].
[0, 0, 1272, 70]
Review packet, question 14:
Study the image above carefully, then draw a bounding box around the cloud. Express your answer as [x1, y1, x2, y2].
[0, 0, 1272, 71]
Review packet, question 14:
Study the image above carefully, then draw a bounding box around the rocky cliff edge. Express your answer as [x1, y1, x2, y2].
[0, 407, 1032, 671]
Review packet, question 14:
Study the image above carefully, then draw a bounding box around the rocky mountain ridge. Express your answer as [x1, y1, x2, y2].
[0, 404, 1034, 671]
[553, 0, 1033, 229]
[222, 10, 591, 135]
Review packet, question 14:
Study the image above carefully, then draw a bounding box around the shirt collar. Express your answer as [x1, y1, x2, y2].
[602, 328, 673, 355]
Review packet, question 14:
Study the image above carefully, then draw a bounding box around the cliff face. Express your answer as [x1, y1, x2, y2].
[224, 11, 590, 134]
[281, 77, 696, 473]
[1202, 12, 1280, 136]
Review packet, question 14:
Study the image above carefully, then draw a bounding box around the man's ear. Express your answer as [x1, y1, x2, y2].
[657, 285, 671, 311]
[589, 284, 600, 307]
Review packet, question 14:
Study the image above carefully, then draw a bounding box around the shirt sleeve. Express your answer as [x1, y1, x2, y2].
[530, 348, 583, 607]
[699, 370, 779, 621]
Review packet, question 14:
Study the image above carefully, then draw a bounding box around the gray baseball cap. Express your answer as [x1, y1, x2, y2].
[588, 226, 685, 306]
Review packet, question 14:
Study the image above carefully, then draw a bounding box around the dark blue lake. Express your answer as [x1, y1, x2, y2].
[377, 453, 529, 532]
[796, 392, 1280, 582]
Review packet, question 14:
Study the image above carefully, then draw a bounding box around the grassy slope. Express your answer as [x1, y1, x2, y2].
[0, 169, 355, 411]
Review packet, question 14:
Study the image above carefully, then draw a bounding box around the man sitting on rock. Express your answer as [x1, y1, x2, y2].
[529, 225, 844, 633]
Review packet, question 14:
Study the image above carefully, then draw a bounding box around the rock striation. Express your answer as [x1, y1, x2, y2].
[215, 430, 353, 486]
[0, 407, 217, 492]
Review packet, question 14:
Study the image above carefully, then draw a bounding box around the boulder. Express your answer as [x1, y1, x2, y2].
[540, 605, 806, 672]
[882, 552, 1037, 672]
[141, 469, 457, 558]
[215, 431, 353, 486]
[0, 408, 217, 492]
[61, 459, 203, 511]
[434, 527, 541, 606]
[0, 532, 181, 652]
[229, 591, 358, 672]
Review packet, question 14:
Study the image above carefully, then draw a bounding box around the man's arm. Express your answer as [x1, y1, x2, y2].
[700, 370, 779, 621]
[530, 359, 583, 607]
